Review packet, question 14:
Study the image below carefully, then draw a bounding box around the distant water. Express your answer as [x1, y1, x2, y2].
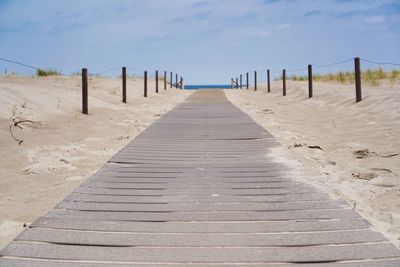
[184, 85, 232, 90]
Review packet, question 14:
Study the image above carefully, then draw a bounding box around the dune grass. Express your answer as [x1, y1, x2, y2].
[283, 68, 400, 86]
[36, 69, 60, 77]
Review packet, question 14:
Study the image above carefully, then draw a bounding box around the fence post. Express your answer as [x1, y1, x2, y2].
[122, 67, 127, 103]
[82, 68, 88, 114]
[355, 57, 362, 102]
[164, 71, 167, 90]
[240, 74, 242, 89]
[144, 71, 147, 97]
[246, 72, 249, 89]
[175, 73, 178, 88]
[283, 69, 286, 96]
[267, 69, 271, 93]
[308, 64, 313, 98]
[254, 71, 257, 91]
[170, 72, 173, 88]
[180, 77, 183, 89]
[155, 70, 159, 93]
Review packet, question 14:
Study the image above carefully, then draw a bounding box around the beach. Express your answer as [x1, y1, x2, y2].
[0, 75, 191, 249]
[225, 80, 400, 247]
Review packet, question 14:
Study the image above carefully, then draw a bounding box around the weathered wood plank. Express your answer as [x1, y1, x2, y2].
[31, 217, 372, 233]
[64, 192, 331, 203]
[56, 199, 348, 212]
[17, 228, 386, 247]
[45, 209, 360, 221]
[2, 242, 399, 262]
[1, 258, 400, 267]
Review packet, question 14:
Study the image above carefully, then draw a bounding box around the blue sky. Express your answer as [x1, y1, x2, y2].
[0, 0, 399, 84]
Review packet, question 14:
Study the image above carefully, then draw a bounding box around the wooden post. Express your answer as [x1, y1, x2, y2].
[283, 69, 286, 96]
[155, 70, 159, 93]
[82, 68, 88, 114]
[175, 73, 178, 88]
[170, 72, 173, 88]
[308, 64, 313, 98]
[355, 57, 362, 102]
[236, 77, 238, 89]
[246, 72, 249, 89]
[144, 71, 147, 97]
[240, 74, 242, 89]
[180, 77, 183, 89]
[122, 67, 127, 103]
[164, 71, 167, 90]
[254, 71, 257, 91]
[267, 69, 271, 93]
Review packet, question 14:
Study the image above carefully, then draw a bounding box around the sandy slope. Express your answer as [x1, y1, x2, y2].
[225, 80, 400, 247]
[0, 75, 191, 249]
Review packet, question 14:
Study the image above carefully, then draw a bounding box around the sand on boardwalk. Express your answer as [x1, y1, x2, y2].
[0, 75, 191, 249]
[225, 80, 400, 248]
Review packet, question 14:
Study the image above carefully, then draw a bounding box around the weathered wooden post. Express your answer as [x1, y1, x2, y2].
[175, 73, 178, 88]
[82, 68, 88, 114]
[144, 71, 147, 97]
[240, 74, 242, 89]
[122, 67, 127, 103]
[164, 71, 167, 90]
[354, 57, 362, 102]
[246, 72, 249, 89]
[155, 70, 159, 93]
[170, 72, 173, 88]
[180, 77, 183, 89]
[283, 69, 286, 96]
[267, 69, 271, 93]
[308, 64, 313, 98]
[254, 71, 257, 91]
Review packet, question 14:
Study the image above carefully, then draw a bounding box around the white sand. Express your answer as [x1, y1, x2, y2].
[225, 80, 400, 247]
[0, 75, 191, 249]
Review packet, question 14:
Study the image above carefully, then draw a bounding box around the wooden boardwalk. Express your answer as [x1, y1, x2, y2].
[1, 90, 399, 266]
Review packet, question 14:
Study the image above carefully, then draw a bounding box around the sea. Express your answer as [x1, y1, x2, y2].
[184, 85, 232, 90]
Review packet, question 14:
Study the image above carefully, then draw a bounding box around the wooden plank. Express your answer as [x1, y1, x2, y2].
[17, 228, 387, 247]
[73, 187, 316, 196]
[2, 242, 399, 262]
[1, 258, 400, 267]
[45, 209, 360, 221]
[64, 192, 331, 203]
[56, 199, 348, 212]
[31, 217, 372, 233]
[80, 181, 298, 189]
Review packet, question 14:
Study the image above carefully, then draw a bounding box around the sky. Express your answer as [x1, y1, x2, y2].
[0, 0, 399, 84]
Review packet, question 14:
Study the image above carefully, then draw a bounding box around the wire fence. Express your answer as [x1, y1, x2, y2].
[232, 57, 400, 102]
[0, 56, 185, 115]
[0, 56, 176, 79]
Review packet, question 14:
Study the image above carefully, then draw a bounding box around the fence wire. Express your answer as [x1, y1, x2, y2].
[0, 56, 40, 70]
[0, 56, 161, 78]
[361, 58, 400, 66]
[313, 58, 353, 68]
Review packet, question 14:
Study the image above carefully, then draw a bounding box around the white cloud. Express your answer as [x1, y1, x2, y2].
[364, 16, 386, 24]
[276, 23, 290, 30]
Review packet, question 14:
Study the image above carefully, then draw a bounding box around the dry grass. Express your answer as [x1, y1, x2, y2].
[36, 69, 60, 77]
[284, 68, 400, 86]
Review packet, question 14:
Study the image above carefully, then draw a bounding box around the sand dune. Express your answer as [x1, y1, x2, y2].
[225, 80, 400, 247]
[0, 75, 191, 249]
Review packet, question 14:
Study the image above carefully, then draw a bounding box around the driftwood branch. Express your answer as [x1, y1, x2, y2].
[9, 105, 41, 145]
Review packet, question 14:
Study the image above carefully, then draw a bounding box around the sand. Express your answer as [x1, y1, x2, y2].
[225, 79, 400, 247]
[0, 75, 191, 249]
